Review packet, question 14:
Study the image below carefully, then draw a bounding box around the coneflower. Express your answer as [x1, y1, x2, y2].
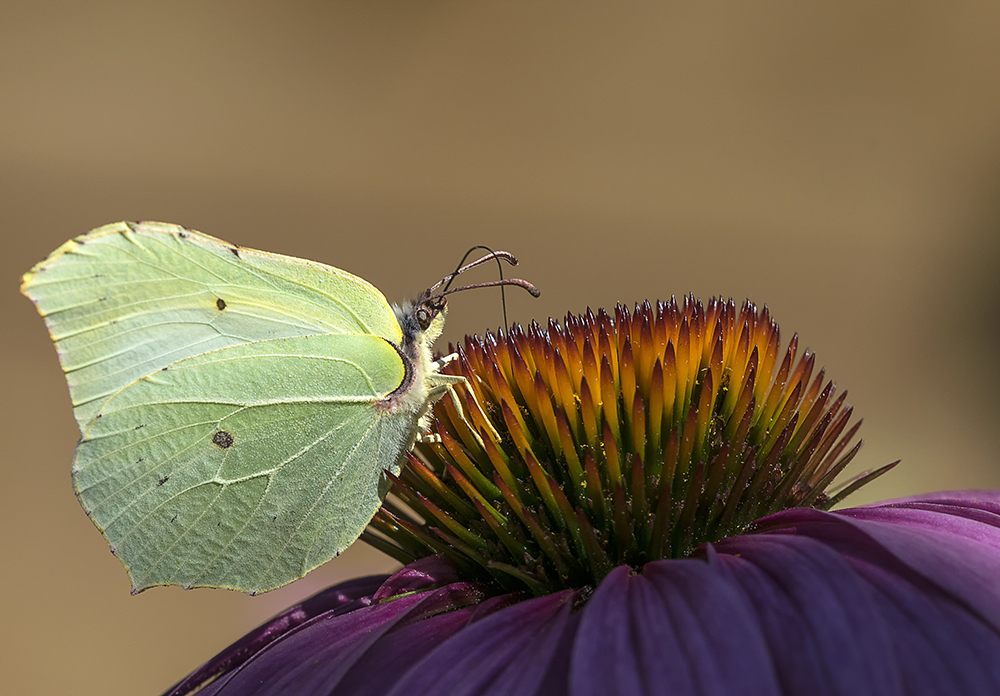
[167, 299, 1000, 696]
[367, 297, 894, 595]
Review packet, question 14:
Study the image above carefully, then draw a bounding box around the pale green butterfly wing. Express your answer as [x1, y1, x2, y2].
[21, 222, 441, 594]
[72, 334, 420, 594]
[22, 221, 403, 430]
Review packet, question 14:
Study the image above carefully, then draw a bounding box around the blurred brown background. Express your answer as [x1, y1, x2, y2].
[3, 2, 1000, 694]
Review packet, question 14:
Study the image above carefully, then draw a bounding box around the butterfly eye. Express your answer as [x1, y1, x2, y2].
[416, 307, 432, 330]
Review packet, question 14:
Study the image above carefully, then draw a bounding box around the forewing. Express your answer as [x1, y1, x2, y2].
[72, 333, 417, 594]
[21, 221, 402, 428]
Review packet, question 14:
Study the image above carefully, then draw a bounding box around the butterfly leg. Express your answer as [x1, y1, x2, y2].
[432, 352, 459, 371]
[418, 372, 505, 453]
[414, 372, 465, 444]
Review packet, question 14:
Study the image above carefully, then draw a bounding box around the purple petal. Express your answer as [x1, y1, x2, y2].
[382, 590, 579, 696]
[164, 574, 387, 696]
[571, 562, 781, 696]
[846, 546, 1000, 694]
[335, 594, 525, 696]
[845, 490, 1000, 553]
[764, 498, 1000, 628]
[712, 533, 903, 695]
[165, 555, 465, 696]
[200, 583, 486, 696]
[838, 506, 1000, 626]
[333, 604, 483, 696]
[861, 489, 1000, 518]
[371, 554, 463, 601]
[742, 499, 1000, 694]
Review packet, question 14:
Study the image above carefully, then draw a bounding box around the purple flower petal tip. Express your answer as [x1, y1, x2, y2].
[164, 574, 387, 696]
[371, 554, 463, 602]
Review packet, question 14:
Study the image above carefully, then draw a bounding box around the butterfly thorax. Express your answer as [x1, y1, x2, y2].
[380, 293, 449, 426]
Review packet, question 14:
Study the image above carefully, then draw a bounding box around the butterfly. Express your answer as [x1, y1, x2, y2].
[21, 221, 537, 594]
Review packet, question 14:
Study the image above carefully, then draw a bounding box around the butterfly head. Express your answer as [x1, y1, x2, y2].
[394, 249, 539, 353]
[394, 291, 448, 350]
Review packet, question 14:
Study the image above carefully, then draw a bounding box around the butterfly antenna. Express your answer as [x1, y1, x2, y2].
[428, 246, 540, 330]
